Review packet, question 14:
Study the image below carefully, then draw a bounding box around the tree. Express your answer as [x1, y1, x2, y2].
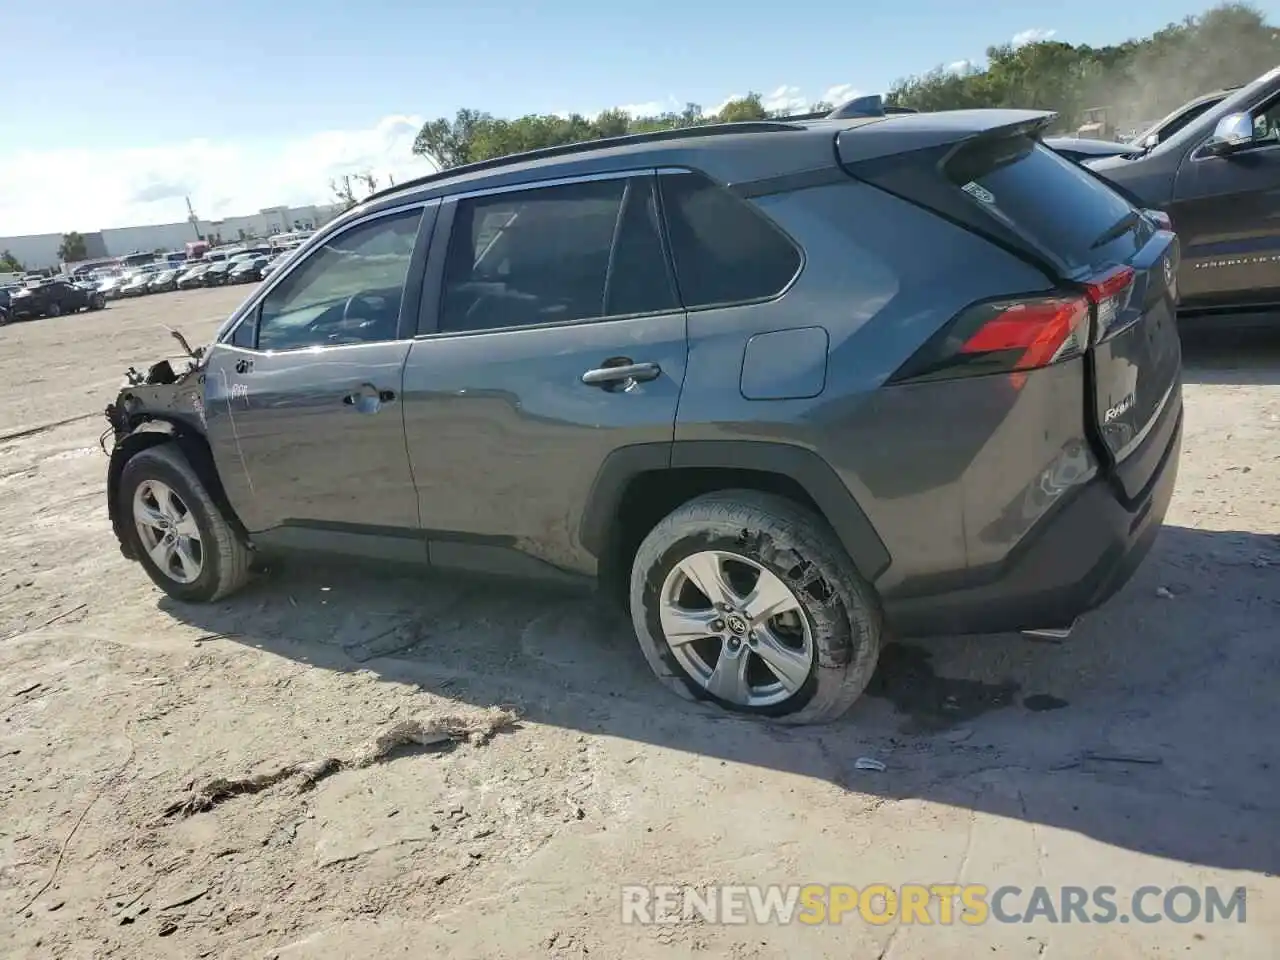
[406, 3, 1279, 169]
[717, 93, 769, 122]
[58, 231, 88, 263]
[331, 172, 382, 211]
[0, 250, 23, 273]
[886, 2, 1280, 134]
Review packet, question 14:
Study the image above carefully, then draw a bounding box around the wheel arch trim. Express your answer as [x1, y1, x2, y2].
[107, 420, 249, 561]
[579, 440, 891, 582]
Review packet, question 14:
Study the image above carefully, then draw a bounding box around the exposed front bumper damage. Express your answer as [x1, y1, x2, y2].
[104, 352, 211, 560]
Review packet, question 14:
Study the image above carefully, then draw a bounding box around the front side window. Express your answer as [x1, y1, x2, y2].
[255, 209, 422, 351]
[439, 176, 676, 333]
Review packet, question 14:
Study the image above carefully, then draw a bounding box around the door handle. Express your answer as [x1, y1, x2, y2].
[581, 361, 661, 388]
[342, 384, 396, 413]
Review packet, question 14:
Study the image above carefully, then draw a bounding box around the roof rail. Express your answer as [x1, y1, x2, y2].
[363, 120, 805, 204]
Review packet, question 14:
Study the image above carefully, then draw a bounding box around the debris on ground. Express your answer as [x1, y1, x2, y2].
[1155, 586, 1175, 599]
[1084, 750, 1164, 765]
[853, 757, 887, 772]
[162, 706, 520, 818]
[1023, 694, 1070, 712]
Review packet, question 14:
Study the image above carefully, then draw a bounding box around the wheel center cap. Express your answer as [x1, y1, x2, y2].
[725, 614, 748, 636]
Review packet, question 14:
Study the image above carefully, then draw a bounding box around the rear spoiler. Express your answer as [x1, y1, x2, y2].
[835, 110, 1071, 279]
[835, 109, 1056, 165]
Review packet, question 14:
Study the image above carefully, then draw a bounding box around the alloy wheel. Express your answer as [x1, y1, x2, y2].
[658, 550, 814, 707]
[133, 479, 204, 584]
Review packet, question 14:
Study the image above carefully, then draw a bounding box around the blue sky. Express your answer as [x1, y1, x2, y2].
[1, 0, 1276, 234]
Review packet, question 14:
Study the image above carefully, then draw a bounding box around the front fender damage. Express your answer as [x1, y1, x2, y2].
[104, 355, 246, 561]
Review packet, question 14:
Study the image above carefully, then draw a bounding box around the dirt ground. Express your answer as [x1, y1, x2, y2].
[1, 287, 1278, 959]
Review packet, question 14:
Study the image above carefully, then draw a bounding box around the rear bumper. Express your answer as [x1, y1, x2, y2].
[884, 399, 1182, 638]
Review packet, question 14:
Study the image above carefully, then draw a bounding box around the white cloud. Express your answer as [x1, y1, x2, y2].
[1, 80, 883, 237]
[1011, 27, 1056, 47]
[762, 85, 809, 114]
[945, 59, 976, 75]
[0, 115, 439, 237]
[618, 97, 682, 118]
[822, 84, 863, 107]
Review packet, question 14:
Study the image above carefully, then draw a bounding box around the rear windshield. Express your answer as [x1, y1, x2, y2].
[946, 137, 1147, 273]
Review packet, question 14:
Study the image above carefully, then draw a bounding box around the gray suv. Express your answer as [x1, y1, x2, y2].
[105, 110, 1184, 724]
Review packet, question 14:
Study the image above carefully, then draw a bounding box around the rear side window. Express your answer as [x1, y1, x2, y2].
[659, 172, 801, 308]
[439, 176, 677, 333]
[946, 138, 1146, 272]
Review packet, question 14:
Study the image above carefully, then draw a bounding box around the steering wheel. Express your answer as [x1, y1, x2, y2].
[342, 294, 379, 326]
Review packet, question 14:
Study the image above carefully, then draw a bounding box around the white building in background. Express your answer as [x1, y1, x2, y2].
[0, 202, 345, 271]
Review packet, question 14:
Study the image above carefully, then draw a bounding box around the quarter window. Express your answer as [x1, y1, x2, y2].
[439, 177, 677, 333]
[255, 209, 422, 351]
[659, 172, 802, 308]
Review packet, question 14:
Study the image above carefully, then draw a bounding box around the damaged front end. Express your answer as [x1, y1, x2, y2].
[103, 334, 217, 561]
[104, 353, 208, 447]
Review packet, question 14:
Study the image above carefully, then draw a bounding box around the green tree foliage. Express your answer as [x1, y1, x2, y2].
[0, 249, 24, 272]
[886, 2, 1280, 133]
[409, 2, 1279, 168]
[57, 231, 88, 263]
[412, 93, 784, 170]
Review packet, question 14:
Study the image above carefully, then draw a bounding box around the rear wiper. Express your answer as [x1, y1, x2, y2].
[1090, 210, 1141, 249]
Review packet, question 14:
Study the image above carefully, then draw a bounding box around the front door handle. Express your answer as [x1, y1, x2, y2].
[581, 360, 661, 389]
[342, 383, 396, 414]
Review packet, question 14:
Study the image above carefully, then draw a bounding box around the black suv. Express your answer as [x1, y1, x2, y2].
[9, 279, 106, 319]
[105, 111, 1183, 723]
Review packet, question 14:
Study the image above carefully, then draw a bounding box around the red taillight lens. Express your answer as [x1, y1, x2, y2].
[890, 294, 1092, 385]
[959, 297, 1091, 371]
[1085, 265, 1135, 339]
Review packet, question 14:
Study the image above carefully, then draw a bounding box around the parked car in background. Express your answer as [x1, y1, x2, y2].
[201, 261, 234, 286]
[119, 274, 154, 297]
[229, 256, 270, 283]
[105, 109, 1183, 723]
[1045, 87, 1239, 164]
[9, 279, 105, 318]
[1084, 64, 1280, 320]
[148, 269, 181, 294]
[259, 254, 287, 278]
[176, 264, 211, 289]
[97, 275, 128, 300]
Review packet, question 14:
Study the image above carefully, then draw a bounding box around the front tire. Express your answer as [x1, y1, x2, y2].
[47, 302, 62, 317]
[629, 490, 882, 725]
[118, 445, 251, 603]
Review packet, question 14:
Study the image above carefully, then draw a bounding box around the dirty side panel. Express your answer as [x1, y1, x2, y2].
[673, 178, 1063, 591]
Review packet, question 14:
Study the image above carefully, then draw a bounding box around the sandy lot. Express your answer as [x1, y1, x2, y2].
[1, 287, 1278, 959]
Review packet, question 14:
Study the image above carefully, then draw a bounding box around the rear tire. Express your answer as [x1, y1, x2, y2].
[47, 302, 62, 317]
[629, 490, 882, 725]
[118, 445, 251, 603]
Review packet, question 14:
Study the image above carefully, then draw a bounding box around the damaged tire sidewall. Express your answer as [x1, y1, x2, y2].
[118, 447, 227, 602]
[632, 496, 875, 721]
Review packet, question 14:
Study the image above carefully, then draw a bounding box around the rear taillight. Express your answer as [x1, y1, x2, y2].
[1085, 265, 1135, 340]
[889, 294, 1091, 386]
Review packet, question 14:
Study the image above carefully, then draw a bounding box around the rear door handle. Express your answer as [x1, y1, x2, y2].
[581, 361, 661, 387]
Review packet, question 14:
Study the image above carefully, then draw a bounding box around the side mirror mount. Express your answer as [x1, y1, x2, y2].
[1141, 133, 1159, 150]
[1204, 112, 1255, 156]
